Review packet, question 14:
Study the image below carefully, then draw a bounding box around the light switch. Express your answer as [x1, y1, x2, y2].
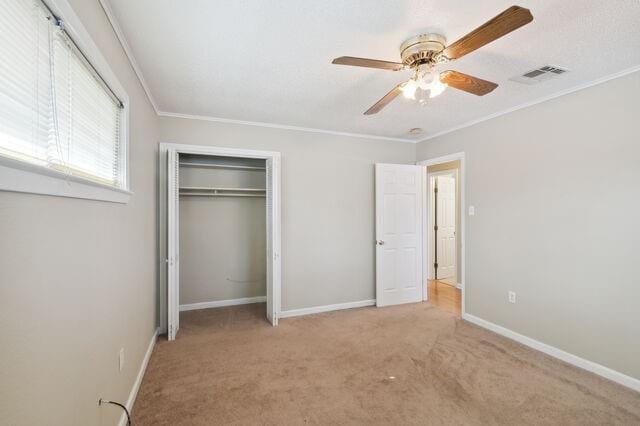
[468, 206, 475, 216]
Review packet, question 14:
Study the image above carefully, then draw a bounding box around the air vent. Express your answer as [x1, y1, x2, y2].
[510, 65, 569, 85]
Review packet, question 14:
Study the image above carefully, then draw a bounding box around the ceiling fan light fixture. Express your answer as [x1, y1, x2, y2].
[428, 78, 447, 98]
[415, 88, 429, 106]
[332, 6, 533, 114]
[401, 79, 418, 99]
[410, 65, 447, 99]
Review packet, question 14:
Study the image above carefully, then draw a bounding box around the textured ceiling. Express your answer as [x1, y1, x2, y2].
[107, 0, 640, 141]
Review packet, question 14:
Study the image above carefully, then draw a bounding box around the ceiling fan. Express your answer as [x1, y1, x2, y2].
[332, 6, 533, 115]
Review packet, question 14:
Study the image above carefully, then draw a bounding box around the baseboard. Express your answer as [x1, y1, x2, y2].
[279, 299, 375, 318]
[119, 328, 158, 426]
[179, 296, 266, 312]
[462, 313, 640, 393]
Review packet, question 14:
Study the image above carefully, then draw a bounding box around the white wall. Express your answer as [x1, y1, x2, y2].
[0, 1, 159, 424]
[417, 71, 640, 380]
[159, 116, 416, 316]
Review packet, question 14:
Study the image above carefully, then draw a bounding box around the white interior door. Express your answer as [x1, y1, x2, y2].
[166, 149, 180, 340]
[375, 164, 423, 306]
[435, 175, 456, 279]
[265, 156, 281, 326]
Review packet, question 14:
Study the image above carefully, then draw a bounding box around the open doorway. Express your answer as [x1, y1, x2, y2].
[419, 154, 465, 317]
[429, 169, 458, 286]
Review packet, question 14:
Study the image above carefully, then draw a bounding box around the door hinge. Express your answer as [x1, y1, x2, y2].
[434, 225, 438, 231]
[434, 262, 438, 269]
[434, 186, 438, 193]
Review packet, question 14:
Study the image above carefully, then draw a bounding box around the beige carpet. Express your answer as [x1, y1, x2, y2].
[133, 303, 640, 425]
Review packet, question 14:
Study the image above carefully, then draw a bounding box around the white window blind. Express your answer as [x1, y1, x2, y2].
[0, 0, 125, 189]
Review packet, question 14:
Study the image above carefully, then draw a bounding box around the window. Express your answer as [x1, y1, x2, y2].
[0, 0, 129, 201]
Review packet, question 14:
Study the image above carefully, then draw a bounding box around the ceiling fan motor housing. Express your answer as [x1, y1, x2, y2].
[400, 34, 447, 68]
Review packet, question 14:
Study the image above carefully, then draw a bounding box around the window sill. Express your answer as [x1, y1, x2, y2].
[0, 156, 132, 204]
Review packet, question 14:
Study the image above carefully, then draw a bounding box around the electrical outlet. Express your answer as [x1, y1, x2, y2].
[119, 348, 125, 372]
[508, 291, 516, 304]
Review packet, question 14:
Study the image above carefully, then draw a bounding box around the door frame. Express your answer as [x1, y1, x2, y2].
[427, 169, 458, 281]
[417, 152, 466, 316]
[158, 143, 282, 337]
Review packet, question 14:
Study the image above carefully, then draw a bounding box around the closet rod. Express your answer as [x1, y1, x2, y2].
[179, 186, 265, 192]
[179, 193, 266, 198]
[179, 186, 266, 198]
[179, 162, 265, 171]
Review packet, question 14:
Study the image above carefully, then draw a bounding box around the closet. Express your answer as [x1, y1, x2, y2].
[160, 144, 281, 340]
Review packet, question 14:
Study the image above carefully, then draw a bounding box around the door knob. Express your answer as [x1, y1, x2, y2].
[377, 240, 385, 246]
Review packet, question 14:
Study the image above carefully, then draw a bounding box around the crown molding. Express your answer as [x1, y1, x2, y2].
[95, 1, 639, 147]
[418, 65, 640, 144]
[157, 111, 416, 143]
[98, 0, 159, 114]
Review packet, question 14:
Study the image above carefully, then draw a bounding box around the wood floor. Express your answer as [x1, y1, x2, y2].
[427, 279, 461, 316]
[132, 303, 640, 425]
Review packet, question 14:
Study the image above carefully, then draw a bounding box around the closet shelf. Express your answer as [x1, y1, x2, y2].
[179, 186, 266, 197]
[179, 162, 265, 171]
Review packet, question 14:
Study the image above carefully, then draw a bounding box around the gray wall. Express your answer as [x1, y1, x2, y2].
[0, 1, 159, 424]
[417, 71, 640, 380]
[160, 117, 416, 312]
[179, 166, 266, 304]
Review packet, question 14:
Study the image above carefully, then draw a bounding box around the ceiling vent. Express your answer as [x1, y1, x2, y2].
[510, 65, 569, 85]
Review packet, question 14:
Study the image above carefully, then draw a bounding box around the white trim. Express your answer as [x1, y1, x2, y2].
[158, 111, 414, 144]
[118, 328, 158, 426]
[418, 65, 640, 143]
[417, 152, 466, 316]
[418, 152, 466, 167]
[180, 296, 267, 312]
[159, 143, 282, 336]
[86, 1, 640, 148]
[279, 299, 375, 318]
[161, 143, 281, 159]
[463, 314, 640, 393]
[0, 157, 132, 203]
[98, 0, 159, 114]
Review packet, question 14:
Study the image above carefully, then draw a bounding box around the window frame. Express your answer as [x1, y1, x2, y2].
[0, 0, 131, 203]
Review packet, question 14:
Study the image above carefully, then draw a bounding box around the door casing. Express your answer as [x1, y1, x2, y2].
[158, 143, 282, 338]
[417, 152, 466, 316]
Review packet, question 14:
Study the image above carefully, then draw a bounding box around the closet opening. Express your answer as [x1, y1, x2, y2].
[160, 145, 281, 341]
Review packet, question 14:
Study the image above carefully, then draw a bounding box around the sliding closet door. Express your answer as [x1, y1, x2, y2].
[265, 156, 281, 326]
[167, 149, 180, 340]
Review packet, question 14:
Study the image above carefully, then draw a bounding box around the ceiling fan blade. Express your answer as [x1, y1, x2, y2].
[332, 56, 404, 71]
[441, 6, 533, 60]
[440, 70, 498, 96]
[364, 83, 404, 115]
